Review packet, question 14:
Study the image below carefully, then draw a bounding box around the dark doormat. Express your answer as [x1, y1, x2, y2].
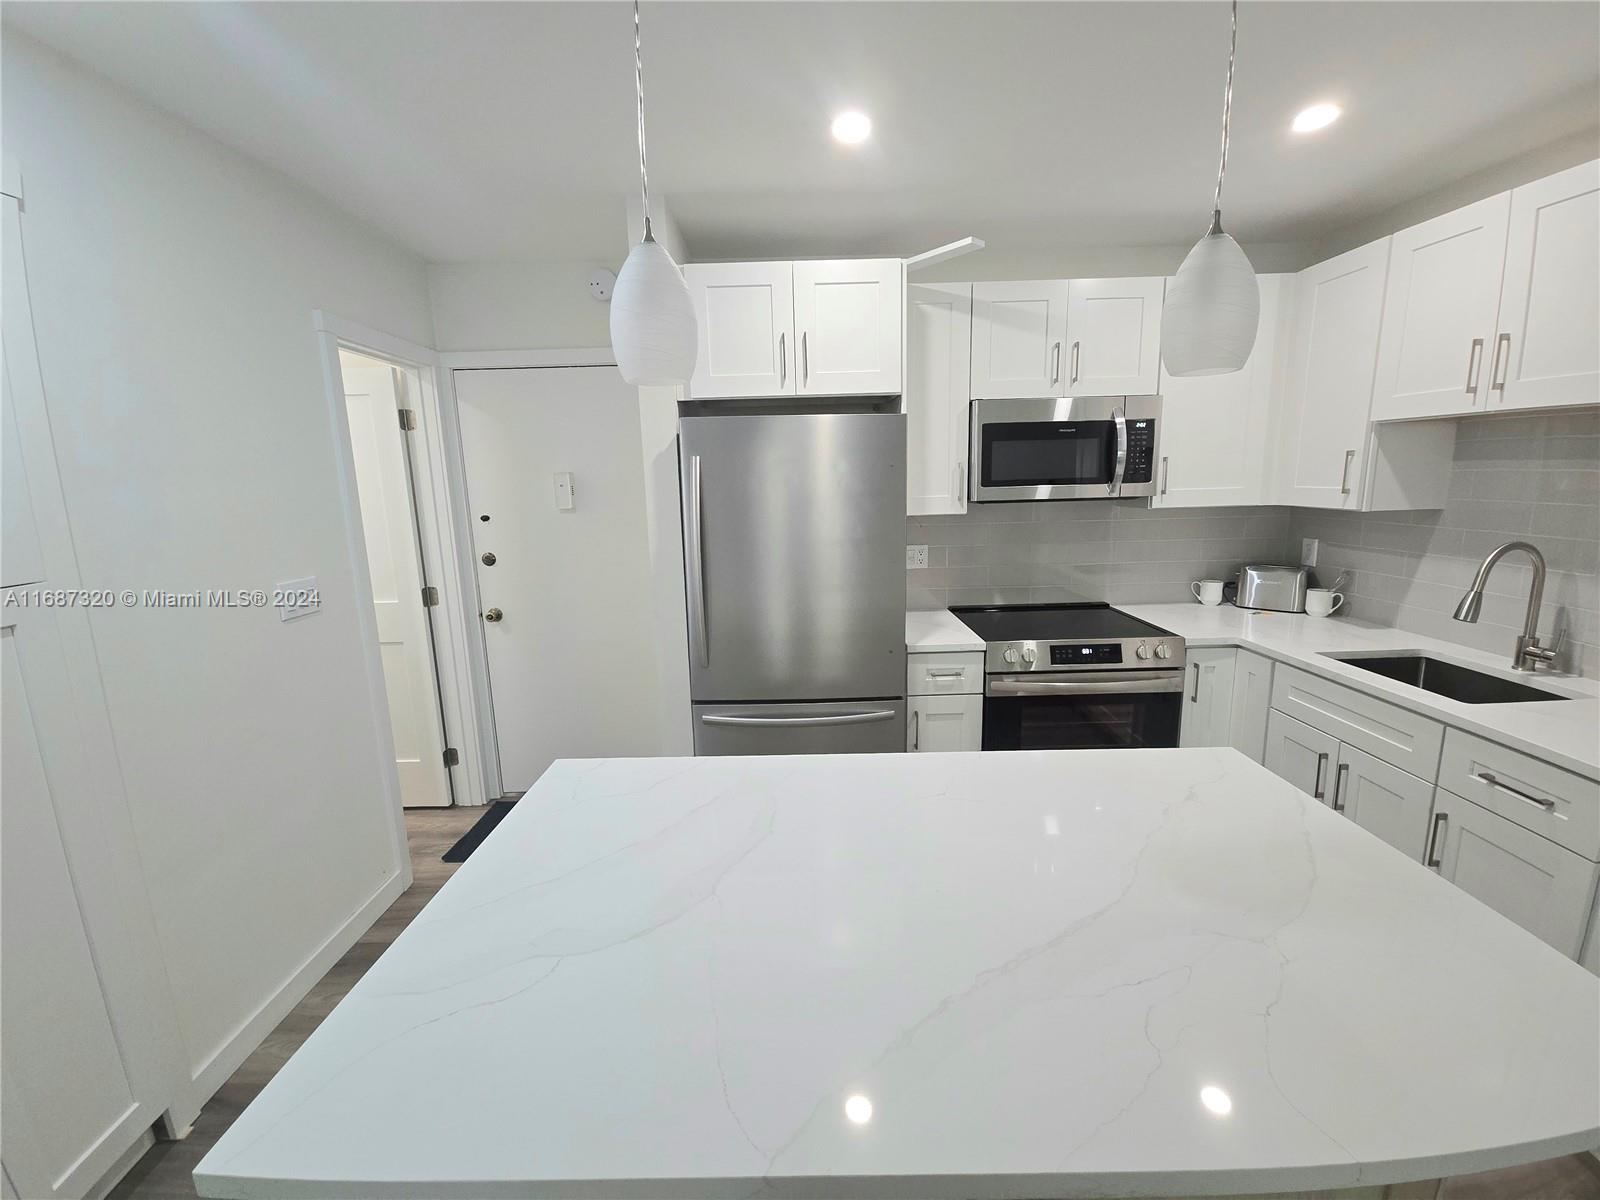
[442, 799, 518, 863]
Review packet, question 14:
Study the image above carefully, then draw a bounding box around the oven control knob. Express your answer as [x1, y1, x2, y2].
[1022, 646, 1037, 665]
[1155, 642, 1172, 660]
[1135, 642, 1152, 660]
[1003, 647, 1020, 665]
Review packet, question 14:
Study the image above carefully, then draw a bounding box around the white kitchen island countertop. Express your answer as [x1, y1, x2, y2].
[196, 751, 1599, 1200]
[1121, 604, 1600, 780]
[906, 608, 985, 653]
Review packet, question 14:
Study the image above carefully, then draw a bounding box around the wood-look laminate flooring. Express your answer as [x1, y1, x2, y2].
[110, 806, 1600, 1200]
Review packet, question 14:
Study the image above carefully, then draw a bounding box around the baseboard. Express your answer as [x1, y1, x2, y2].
[86, 1126, 155, 1200]
[180, 868, 409, 1112]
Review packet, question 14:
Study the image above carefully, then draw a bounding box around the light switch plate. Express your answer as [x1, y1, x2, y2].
[276, 576, 320, 622]
[906, 545, 929, 570]
[554, 472, 575, 512]
[1301, 538, 1319, 567]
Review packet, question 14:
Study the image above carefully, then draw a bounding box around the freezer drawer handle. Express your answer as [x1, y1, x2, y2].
[700, 710, 897, 728]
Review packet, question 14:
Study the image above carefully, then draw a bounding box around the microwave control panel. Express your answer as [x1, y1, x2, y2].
[1124, 419, 1155, 483]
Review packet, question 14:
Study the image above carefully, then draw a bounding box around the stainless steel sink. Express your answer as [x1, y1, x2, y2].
[1327, 654, 1567, 704]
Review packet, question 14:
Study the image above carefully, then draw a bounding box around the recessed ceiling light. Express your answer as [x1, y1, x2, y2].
[1292, 103, 1342, 134]
[844, 1094, 873, 1124]
[1199, 1085, 1233, 1116]
[831, 110, 872, 145]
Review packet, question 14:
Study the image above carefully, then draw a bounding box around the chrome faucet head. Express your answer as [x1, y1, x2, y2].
[1452, 590, 1483, 623]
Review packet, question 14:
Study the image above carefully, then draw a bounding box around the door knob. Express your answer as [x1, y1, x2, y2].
[484, 608, 503, 623]
[481, 552, 497, 566]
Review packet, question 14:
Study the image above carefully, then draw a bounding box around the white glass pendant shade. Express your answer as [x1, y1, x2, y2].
[1161, 227, 1259, 377]
[610, 237, 697, 386]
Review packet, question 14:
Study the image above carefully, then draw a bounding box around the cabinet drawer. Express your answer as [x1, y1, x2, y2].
[908, 653, 984, 696]
[1439, 729, 1600, 860]
[1271, 665, 1444, 780]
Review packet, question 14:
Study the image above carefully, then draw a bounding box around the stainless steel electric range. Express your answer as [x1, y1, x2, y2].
[949, 603, 1188, 751]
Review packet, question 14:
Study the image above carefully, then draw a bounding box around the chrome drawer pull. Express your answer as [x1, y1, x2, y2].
[1426, 811, 1448, 870]
[1470, 770, 1555, 811]
[924, 668, 966, 677]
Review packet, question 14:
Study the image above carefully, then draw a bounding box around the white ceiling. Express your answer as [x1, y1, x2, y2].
[7, 1, 1598, 265]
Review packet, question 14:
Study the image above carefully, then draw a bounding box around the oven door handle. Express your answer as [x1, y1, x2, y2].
[1108, 407, 1127, 496]
[987, 670, 1185, 697]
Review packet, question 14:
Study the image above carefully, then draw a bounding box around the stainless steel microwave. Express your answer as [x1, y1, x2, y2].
[969, 396, 1162, 502]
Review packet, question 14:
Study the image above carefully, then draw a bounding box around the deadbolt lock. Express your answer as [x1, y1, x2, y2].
[484, 607, 503, 623]
[481, 552, 497, 566]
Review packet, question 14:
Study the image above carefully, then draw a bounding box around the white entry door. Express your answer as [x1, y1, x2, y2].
[455, 367, 661, 792]
[343, 359, 451, 807]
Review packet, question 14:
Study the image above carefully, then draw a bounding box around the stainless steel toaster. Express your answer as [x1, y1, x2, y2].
[1235, 565, 1310, 613]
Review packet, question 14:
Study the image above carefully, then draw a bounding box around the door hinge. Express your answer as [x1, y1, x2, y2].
[398, 408, 417, 432]
[443, 747, 459, 767]
[421, 585, 439, 607]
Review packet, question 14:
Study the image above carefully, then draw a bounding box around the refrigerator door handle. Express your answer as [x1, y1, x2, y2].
[685, 454, 709, 668]
[700, 709, 896, 728]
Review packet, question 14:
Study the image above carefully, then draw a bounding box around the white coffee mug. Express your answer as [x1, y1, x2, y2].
[1191, 579, 1224, 606]
[1305, 588, 1345, 618]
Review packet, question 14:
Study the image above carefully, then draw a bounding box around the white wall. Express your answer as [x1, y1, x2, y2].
[427, 260, 616, 351]
[2, 32, 432, 1103]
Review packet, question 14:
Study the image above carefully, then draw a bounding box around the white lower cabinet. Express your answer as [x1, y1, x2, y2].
[1332, 744, 1435, 862]
[1178, 647, 1235, 749]
[1227, 650, 1274, 763]
[908, 694, 984, 752]
[1265, 708, 1340, 802]
[1428, 788, 1600, 960]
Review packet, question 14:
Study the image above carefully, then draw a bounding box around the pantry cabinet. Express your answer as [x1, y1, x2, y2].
[906, 283, 972, 515]
[1063, 276, 1164, 396]
[1153, 275, 1288, 508]
[1178, 647, 1235, 749]
[970, 280, 1070, 398]
[684, 258, 901, 399]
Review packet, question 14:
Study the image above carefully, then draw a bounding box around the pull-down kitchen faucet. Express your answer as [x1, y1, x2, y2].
[1452, 541, 1562, 671]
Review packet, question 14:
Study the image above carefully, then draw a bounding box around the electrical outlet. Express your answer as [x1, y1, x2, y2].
[906, 544, 929, 570]
[1301, 538, 1319, 567]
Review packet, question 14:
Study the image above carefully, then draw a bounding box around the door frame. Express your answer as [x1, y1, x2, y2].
[313, 311, 491, 808]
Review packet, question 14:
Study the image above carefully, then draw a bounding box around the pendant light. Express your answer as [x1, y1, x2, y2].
[609, 0, 697, 386]
[1161, 0, 1259, 377]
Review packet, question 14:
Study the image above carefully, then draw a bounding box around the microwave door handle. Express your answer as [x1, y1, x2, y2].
[1108, 408, 1127, 495]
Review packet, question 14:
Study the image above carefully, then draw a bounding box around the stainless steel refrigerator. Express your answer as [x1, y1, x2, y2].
[679, 411, 907, 755]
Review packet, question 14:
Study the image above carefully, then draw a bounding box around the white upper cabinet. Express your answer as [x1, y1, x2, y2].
[1274, 238, 1391, 509]
[970, 280, 1070, 398]
[793, 259, 902, 396]
[1064, 277, 1164, 396]
[1371, 194, 1511, 421]
[1492, 159, 1599, 412]
[685, 261, 796, 398]
[1154, 274, 1289, 508]
[906, 283, 972, 516]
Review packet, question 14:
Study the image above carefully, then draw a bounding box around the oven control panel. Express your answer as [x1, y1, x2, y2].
[984, 637, 1186, 673]
[1050, 643, 1123, 665]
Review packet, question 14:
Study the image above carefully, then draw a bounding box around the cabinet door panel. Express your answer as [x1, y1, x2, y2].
[1065, 277, 1164, 396]
[1494, 159, 1600, 412]
[685, 262, 795, 398]
[1431, 788, 1599, 959]
[908, 694, 983, 752]
[1264, 708, 1339, 802]
[1371, 194, 1509, 420]
[1227, 649, 1274, 763]
[906, 284, 972, 515]
[1332, 743, 1434, 861]
[1178, 647, 1235, 748]
[971, 281, 1070, 398]
[1276, 239, 1390, 509]
[793, 259, 901, 396]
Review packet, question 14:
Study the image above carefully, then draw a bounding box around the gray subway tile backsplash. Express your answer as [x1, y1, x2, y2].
[907, 410, 1599, 678]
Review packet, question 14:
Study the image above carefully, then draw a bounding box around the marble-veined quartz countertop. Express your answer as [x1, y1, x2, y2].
[196, 750, 1598, 1199]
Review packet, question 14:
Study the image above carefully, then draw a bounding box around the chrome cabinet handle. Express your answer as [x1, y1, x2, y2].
[1332, 762, 1349, 813]
[685, 454, 709, 668]
[1490, 332, 1511, 396]
[1160, 455, 1170, 497]
[953, 460, 965, 504]
[701, 709, 895, 728]
[911, 709, 920, 751]
[925, 667, 966, 677]
[1426, 811, 1449, 870]
[1070, 340, 1081, 385]
[1050, 341, 1062, 385]
[1470, 770, 1555, 811]
[1189, 662, 1201, 702]
[801, 331, 809, 386]
[1464, 337, 1484, 397]
[1312, 751, 1329, 800]
[1339, 449, 1356, 496]
[779, 332, 786, 387]
[1108, 408, 1127, 496]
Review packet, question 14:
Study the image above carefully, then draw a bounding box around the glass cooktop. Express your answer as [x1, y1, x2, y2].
[950, 602, 1174, 643]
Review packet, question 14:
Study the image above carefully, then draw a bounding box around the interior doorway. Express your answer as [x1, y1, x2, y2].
[339, 349, 453, 808]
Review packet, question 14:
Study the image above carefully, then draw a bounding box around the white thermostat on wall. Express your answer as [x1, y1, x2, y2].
[554, 471, 575, 512]
[587, 269, 615, 302]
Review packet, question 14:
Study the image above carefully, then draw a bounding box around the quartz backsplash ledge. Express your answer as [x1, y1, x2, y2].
[906, 503, 1297, 611]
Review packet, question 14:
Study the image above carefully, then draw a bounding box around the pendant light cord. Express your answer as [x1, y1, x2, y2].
[632, 0, 654, 242]
[1210, 0, 1238, 233]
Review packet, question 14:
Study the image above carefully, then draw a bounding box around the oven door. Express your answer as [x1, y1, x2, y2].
[981, 670, 1184, 750]
[969, 396, 1161, 501]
